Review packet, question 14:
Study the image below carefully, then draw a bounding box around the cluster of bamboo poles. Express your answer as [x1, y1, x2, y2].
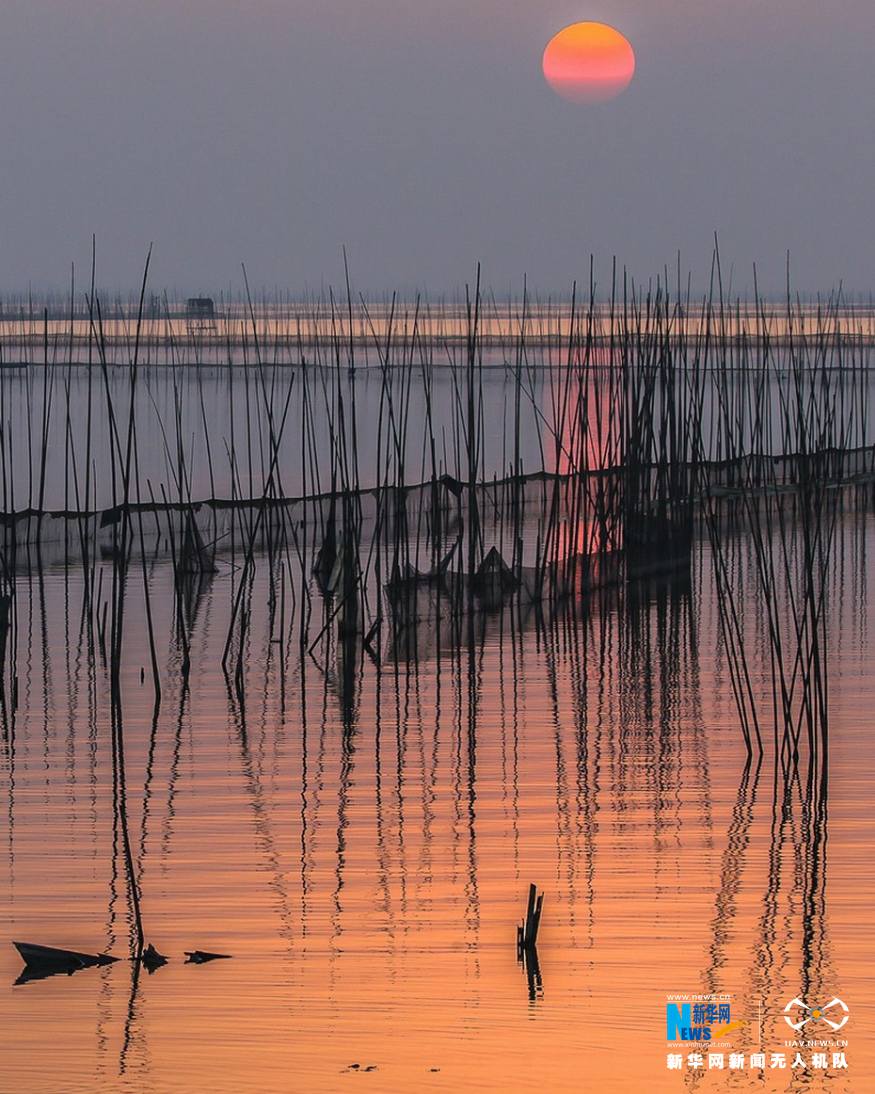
[1, 255, 874, 782]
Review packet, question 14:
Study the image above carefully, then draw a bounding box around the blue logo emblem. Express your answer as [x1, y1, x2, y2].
[666, 1001, 731, 1041]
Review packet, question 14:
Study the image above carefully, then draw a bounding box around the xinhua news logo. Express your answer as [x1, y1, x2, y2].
[666, 997, 733, 1042]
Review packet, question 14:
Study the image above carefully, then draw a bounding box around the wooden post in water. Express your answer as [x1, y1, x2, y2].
[517, 883, 544, 958]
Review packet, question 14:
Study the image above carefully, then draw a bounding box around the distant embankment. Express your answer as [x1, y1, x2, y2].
[2, 302, 875, 367]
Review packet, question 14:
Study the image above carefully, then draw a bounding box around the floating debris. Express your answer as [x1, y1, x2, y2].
[185, 950, 232, 964]
[13, 941, 118, 981]
[140, 943, 168, 972]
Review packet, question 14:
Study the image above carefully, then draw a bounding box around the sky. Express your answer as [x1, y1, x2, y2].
[1, 1, 874, 297]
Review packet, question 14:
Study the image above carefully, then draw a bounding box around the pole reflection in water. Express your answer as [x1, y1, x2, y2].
[0, 513, 873, 1092]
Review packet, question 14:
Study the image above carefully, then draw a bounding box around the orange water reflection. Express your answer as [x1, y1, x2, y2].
[0, 534, 872, 1092]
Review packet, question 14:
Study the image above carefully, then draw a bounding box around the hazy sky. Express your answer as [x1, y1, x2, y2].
[2, 1, 873, 295]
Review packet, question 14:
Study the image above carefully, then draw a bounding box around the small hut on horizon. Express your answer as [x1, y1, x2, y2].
[185, 296, 217, 333]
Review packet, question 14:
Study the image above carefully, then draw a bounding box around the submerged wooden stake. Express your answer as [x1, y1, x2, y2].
[517, 883, 544, 957]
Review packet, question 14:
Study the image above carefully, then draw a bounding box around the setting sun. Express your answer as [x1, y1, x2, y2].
[542, 21, 636, 103]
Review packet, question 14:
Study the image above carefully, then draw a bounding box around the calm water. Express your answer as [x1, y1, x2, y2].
[0, 515, 872, 1092]
[2, 363, 874, 514]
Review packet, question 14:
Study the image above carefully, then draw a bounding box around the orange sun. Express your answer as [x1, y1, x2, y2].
[542, 22, 636, 104]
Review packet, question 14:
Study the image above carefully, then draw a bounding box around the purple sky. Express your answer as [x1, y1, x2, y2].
[1, 1, 873, 295]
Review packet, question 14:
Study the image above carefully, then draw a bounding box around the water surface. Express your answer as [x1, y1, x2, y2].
[1, 520, 872, 1091]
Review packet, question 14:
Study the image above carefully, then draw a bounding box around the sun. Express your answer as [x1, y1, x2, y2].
[542, 22, 636, 104]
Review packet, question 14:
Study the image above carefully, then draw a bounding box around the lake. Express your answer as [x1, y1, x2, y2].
[0, 306, 872, 1092]
[0, 518, 872, 1091]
